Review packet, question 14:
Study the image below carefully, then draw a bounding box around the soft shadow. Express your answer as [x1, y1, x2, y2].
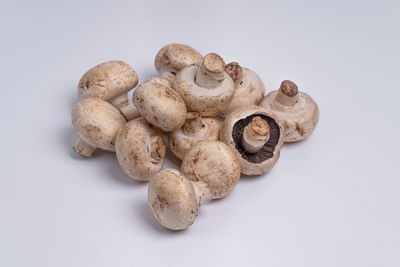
[165, 147, 182, 169]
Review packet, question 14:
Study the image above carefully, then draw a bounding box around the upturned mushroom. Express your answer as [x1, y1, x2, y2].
[71, 98, 127, 157]
[175, 53, 235, 116]
[220, 106, 284, 175]
[132, 77, 187, 132]
[167, 112, 220, 160]
[115, 118, 166, 181]
[154, 43, 203, 83]
[221, 62, 265, 117]
[259, 80, 319, 142]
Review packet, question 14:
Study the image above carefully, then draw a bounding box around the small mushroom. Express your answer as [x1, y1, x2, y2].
[175, 53, 235, 116]
[220, 106, 284, 175]
[154, 43, 203, 83]
[132, 77, 187, 132]
[71, 98, 127, 157]
[148, 168, 212, 230]
[181, 140, 240, 199]
[167, 112, 220, 160]
[221, 62, 265, 117]
[115, 118, 166, 181]
[259, 80, 319, 142]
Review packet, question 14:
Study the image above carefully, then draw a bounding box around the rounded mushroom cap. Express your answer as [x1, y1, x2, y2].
[222, 63, 265, 117]
[154, 43, 203, 76]
[71, 98, 126, 152]
[115, 118, 165, 181]
[132, 77, 187, 132]
[181, 141, 240, 199]
[260, 81, 319, 142]
[148, 169, 198, 230]
[220, 106, 284, 176]
[78, 60, 138, 102]
[168, 117, 220, 160]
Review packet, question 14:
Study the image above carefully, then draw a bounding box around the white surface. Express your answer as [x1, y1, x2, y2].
[1, 0, 399, 266]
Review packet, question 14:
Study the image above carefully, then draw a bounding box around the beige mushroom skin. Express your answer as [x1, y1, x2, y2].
[175, 53, 235, 116]
[259, 80, 319, 142]
[115, 118, 166, 182]
[221, 62, 265, 117]
[71, 98, 127, 157]
[148, 168, 212, 230]
[132, 77, 187, 132]
[181, 141, 240, 199]
[220, 106, 284, 175]
[167, 112, 220, 160]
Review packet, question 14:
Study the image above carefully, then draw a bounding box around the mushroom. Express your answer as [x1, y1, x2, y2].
[259, 80, 319, 142]
[175, 53, 235, 116]
[154, 43, 203, 83]
[132, 77, 187, 132]
[71, 98, 127, 157]
[220, 106, 284, 175]
[167, 112, 220, 160]
[221, 62, 265, 117]
[115, 118, 166, 181]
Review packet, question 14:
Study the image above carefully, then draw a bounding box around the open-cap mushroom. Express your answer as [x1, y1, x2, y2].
[167, 112, 220, 160]
[220, 106, 284, 175]
[221, 62, 265, 117]
[259, 80, 319, 142]
[115, 118, 166, 181]
[148, 168, 212, 230]
[154, 43, 203, 83]
[175, 53, 235, 116]
[132, 77, 187, 132]
[71, 98, 127, 157]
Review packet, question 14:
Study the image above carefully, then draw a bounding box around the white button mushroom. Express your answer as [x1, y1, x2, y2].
[175, 53, 235, 116]
[167, 112, 220, 160]
[132, 77, 187, 132]
[115, 118, 166, 182]
[259, 80, 319, 142]
[220, 106, 284, 175]
[221, 62, 265, 117]
[71, 98, 127, 157]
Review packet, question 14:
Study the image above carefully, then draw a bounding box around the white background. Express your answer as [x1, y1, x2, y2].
[1, 0, 399, 266]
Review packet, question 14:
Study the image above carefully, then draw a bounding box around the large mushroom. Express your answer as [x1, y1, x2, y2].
[221, 62, 265, 117]
[220, 106, 284, 175]
[175, 53, 235, 116]
[71, 98, 127, 157]
[115, 118, 166, 182]
[167, 112, 220, 160]
[260, 80, 319, 142]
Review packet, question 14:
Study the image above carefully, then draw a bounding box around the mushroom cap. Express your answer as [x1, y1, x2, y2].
[154, 43, 203, 76]
[175, 65, 235, 116]
[115, 118, 165, 182]
[260, 86, 319, 142]
[78, 60, 138, 102]
[181, 141, 240, 199]
[148, 169, 198, 230]
[220, 106, 284, 176]
[71, 98, 126, 152]
[222, 64, 265, 117]
[168, 117, 220, 160]
[132, 77, 187, 132]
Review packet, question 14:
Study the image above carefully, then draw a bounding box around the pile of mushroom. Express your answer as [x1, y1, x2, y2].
[70, 43, 320, 230]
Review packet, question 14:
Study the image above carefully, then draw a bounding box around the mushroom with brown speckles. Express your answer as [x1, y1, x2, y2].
[115, 118, 166, 181]
[175, 53, 235, 116]
[71, 98, 127, 157]
[167, 112, 220, 160]
[260, 80, 319, 142]
[220, 106, 284, 175]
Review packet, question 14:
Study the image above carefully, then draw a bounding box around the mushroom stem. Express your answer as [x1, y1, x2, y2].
[241, 117, 270, 154]
[110, 93, 129, 109]
[73, 137, 97, 157]
[275, 80, 299, 106]
[195, 53, 225, 89]
[192, 181, 212, 206]
[150, 136, 166, 161]
[182, 112, 205, 136]
[119, 103, 140, 121]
